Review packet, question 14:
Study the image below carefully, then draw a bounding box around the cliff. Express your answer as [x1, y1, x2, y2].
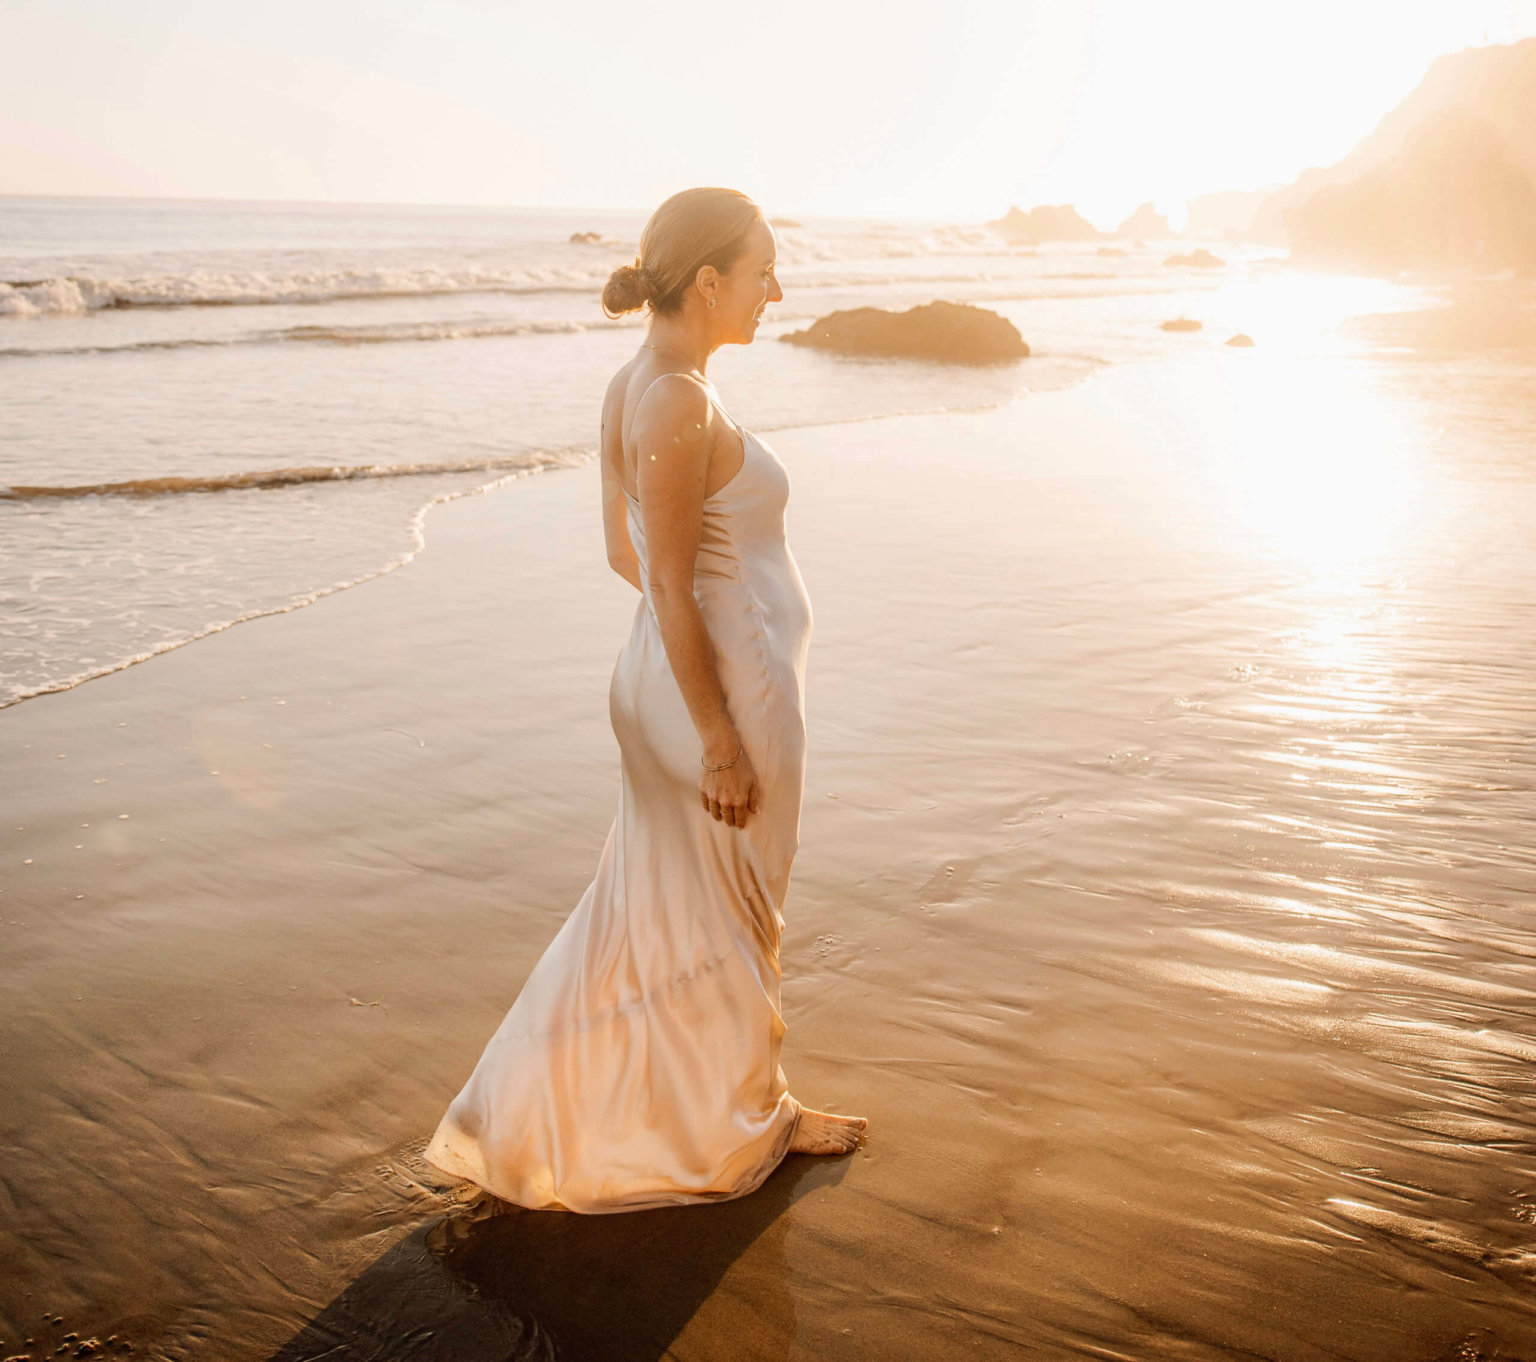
[1285, 110, 1536, 272]
[1255, 37, 1536, 270]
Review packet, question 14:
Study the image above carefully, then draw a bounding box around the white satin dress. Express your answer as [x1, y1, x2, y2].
[424, 399, 813, 1213]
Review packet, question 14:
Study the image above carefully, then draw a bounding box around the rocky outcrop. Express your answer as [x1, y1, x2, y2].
[1115, 202, 1172, 239]
[1252, 36, 1536, 263]
[1225, 334, 1256, 347]
[781, 301, 1029, 364]
[987, 204, 1103, 244]
[1164, 248, 1224, 268]
[569, 231, 614, 245]
[1159, 318, 1202, 332]
[1284, 112, 1536, 273]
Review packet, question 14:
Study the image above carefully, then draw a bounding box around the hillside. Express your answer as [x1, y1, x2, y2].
[1256, 37, 1536, 270]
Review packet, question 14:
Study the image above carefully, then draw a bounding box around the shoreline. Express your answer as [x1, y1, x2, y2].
[0, 387, 1027, 712]
[0, 460, 564, 711]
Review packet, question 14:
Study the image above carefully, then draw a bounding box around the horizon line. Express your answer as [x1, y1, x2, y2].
[0, 189, 996, 230]
[0, 187, 1285, 233]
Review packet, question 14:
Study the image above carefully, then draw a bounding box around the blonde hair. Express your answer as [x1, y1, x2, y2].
[602, 187, 763, 319]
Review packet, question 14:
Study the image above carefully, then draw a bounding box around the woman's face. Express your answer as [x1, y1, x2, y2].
[710, 218, 782, 344]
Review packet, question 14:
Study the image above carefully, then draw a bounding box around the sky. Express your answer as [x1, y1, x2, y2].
[4, 0, 1536, 228]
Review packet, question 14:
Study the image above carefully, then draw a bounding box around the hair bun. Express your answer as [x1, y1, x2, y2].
[602, 260, 652, 318]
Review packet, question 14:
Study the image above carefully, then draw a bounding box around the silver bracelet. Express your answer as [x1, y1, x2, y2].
[701, 744, 743, 772]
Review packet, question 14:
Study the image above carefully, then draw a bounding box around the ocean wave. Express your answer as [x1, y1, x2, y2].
[0, 227, 1131, 318]
[0, 452, 594, 710]
[0, 261, 1012, 318]
[0, 316, 620, 358]
[281, 318, 600, 345]
[0, 447, 591, 501]
[0, 268, 612, 317]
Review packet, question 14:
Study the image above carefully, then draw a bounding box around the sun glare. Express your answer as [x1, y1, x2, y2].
[1219, 345, 1429, 583]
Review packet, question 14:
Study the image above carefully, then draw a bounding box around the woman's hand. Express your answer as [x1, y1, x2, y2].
[700, 747, 760, 829]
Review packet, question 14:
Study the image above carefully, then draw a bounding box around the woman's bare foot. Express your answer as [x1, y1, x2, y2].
[789, 1105, 867, 1155]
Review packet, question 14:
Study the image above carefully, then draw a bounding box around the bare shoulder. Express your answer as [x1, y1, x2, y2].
[632, 371, 713, 454]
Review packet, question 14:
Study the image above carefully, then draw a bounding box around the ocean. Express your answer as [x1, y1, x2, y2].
[0, 196, 1525, 711]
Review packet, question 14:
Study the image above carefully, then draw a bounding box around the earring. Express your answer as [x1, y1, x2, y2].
[707, 298, 716, 309]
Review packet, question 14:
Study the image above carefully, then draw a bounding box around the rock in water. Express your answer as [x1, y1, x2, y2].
[987, 204, 1103, 244]
[1163, 248, 1225, 268]
[1115, 201, 1171, 238]
[780, 301, 1029, 364]
[1160, 317, 1203, 332]
[1225, 333, 1256, 347]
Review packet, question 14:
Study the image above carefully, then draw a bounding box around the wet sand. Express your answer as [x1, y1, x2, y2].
[4, 348, 1536, 1360]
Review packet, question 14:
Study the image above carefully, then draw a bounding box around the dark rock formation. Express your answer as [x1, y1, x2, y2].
[780, 301, 1029, 364]
[1160, 318, 1203, 332]
[569, 231, 609, 245]
[1225, 334, 1256, 347]
[1164, 248, 1225, 268]
[987, 204, 1103, 244]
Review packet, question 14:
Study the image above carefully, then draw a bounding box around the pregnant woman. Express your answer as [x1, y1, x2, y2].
[424, 187, 867, 1212]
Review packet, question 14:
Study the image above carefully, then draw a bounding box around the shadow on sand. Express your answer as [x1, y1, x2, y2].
[268, 1154, 847, 1362]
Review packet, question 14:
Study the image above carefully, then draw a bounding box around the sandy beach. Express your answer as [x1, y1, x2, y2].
[5, 346, 1536, 1360]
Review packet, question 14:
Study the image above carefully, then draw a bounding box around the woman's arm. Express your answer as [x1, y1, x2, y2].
[633, 373, 741, 767]
[632, 370, 758, 829]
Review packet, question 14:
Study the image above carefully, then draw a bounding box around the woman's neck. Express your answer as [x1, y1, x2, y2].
[643, 316, 715, 373]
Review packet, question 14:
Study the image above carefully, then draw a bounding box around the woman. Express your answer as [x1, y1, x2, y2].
[423, 188, 866, 1213]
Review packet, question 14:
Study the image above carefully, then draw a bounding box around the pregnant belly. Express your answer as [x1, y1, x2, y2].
[696, 572, 809, 708]
[612, 583, 805, 781]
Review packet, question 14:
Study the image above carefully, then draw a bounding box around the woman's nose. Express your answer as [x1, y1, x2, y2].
[770, 278, 783, 301]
